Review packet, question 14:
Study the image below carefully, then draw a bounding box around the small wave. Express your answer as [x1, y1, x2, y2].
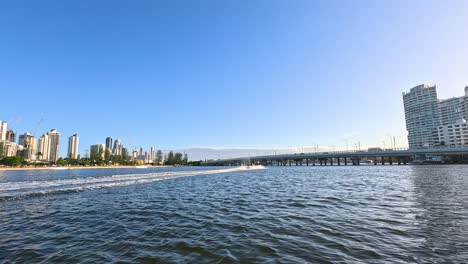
[0, 167, 245, 201]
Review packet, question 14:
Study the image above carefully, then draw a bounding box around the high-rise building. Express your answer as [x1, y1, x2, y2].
[105, 137, 113, 152]
[0, 120, 7, 141]
[403, 84, 468, 148]
[439, 97, 465, 126]
[150, 146, 155, 162]
[39, 133, 50, 161]
[403, 84, 440, 148]
[90, 144, 105, 159]
[122, 147, 129, 161]
[132, 148, 138, 162]
[68, 134, 79, 159]
[463, 86, 468, 120]
[18, 133, 37, 160]
[39, 129, 61, 162]
[48, 129, 61, 162]
[5, 129, 16, 143]
[113, 139, 123, 156]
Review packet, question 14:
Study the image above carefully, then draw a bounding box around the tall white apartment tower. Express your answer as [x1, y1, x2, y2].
[0, 120, 7, 141]
[39, 133, 50, 161]
[150, 146, 155, 162]
[68, 134, 79, 159]
[39, 129, 61, 162]
[403, 84, 440, 148]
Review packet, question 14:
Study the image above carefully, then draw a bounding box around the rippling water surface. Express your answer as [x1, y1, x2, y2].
[1, 165, 468, 263]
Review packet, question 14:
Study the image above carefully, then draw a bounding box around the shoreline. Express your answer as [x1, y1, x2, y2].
[0, 165, 172, 171]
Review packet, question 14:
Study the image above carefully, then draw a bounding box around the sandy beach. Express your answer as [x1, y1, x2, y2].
[0, 165, 171, 171]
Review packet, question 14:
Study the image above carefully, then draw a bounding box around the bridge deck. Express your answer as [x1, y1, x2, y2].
[201, 147, 468, 166]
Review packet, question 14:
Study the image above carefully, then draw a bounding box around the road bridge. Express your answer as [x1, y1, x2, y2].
[201, 147, 468, 166]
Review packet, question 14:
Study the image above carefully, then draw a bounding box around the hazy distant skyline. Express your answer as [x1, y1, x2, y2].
[2, 0, 468, 158]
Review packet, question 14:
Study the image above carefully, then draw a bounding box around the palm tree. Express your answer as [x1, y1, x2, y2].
[36, 151, 43, 161]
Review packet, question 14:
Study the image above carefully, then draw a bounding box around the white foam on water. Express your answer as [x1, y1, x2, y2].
[0, 167, 261, 200]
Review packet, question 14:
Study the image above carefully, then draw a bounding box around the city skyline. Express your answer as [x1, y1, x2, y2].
[2, 1, 468, 157]
[3, 80, 468, 162]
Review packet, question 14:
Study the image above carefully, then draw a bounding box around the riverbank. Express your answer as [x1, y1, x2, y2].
[0, 165, 172, 171]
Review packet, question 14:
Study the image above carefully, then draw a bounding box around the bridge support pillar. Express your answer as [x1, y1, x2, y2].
[306, 159, 309, 166]
[344, 157, 347, 165]
[313, 159, 316, 166]
[320, 160, 323, 166]
[389, 157, 393, 165]
[324, 159, 327, 166]
[337, 158, 341, 166]
[381, 156, 385, 165]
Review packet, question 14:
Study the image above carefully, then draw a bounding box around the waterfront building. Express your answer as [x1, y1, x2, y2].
[0, 141, 17, 157]
[150, 146, 155, 162]
[464, 86, 468, 120]
[68, 134, 79, 159]
[122, 147, 129, 161]
[6, 129, 16, 143]
[403, 84, 440, 148]
[0, 120, 7, 141]
[18, 133, 37, 160]
[437, 119, 468, 147]
[105, 137, 113, 152]
[39, 133, 50, 161]
[17, 145, 29, 160]
[90, 144, 105, 160]
[113, 139, 123, 156]
[403, 84, 468, 148]
[131, 148, 138, 162]
[39, 129, 61, 162]
[439, 97, 465, 126]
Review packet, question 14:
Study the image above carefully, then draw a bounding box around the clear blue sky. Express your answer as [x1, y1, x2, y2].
[1, 0, 468, 156]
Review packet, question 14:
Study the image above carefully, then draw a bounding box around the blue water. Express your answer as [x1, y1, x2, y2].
[1, 165, 468, 263]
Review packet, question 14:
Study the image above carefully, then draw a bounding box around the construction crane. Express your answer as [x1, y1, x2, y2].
[33, 116, 45, 137]
[125, 132, 136, 165]
[7, 116, 22, 132]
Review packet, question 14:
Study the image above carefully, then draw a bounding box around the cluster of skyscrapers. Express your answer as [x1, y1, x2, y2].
[0, 123, 65, 162]
[0, 122, 157, 164]
[403, 84, 468, 149]
[89, 137, 156, 163]
[90, 138, 122, 159]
